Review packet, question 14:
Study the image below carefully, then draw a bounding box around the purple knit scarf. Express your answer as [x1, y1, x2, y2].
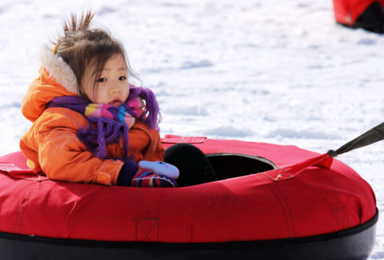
[47, 85, 161, 160]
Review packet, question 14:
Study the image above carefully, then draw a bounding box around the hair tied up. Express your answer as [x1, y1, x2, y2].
[64, 11, 95, 38]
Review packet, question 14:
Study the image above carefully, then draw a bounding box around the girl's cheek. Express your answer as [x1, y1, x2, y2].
[94, 91, 101, 103]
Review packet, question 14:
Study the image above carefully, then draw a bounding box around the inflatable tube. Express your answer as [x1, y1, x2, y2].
[333, 0, 384, 33]
[0, 137, 378, 260]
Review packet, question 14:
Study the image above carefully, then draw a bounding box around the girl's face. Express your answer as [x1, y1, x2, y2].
[81, 54, 130, 106]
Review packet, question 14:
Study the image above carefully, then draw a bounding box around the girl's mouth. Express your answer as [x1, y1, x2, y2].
[108, 98, 123, 106]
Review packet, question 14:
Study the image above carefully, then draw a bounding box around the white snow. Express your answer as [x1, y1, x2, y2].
[0, 0, 384, 258]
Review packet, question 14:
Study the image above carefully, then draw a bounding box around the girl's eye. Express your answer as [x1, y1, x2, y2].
[97, 78, 107, 83]
[119, 76, 127, 81]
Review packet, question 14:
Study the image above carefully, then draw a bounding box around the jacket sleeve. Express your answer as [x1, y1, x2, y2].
[23, 111, 124, 185]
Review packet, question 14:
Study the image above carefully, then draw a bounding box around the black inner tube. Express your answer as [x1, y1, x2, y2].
[206, 153, 277, 180]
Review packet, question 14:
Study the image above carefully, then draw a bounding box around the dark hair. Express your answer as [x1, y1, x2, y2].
[53, 11, 139, 98]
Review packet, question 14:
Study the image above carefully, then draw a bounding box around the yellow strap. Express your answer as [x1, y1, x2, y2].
[52, 43, 59, 54]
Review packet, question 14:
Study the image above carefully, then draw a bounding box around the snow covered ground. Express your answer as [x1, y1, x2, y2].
[0, 0, 383, 258]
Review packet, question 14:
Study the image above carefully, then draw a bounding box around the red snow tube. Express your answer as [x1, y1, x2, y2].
[0, 137, 378, 260]
[333, 0, 384, 33]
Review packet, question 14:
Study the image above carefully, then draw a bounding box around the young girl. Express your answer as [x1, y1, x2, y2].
[20, 11, 217, 187]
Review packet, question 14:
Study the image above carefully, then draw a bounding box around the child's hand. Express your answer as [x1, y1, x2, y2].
[138, 161, 179, 179]
[131, 170, 177, 187]
[117, 160, 138, 186]
[117, 160, 179, 187]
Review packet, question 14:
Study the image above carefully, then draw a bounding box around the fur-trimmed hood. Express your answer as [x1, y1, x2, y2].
[22, 47, 80, 122]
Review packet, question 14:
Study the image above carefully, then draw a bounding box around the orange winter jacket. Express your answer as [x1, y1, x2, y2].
[19, 48, 164, 186]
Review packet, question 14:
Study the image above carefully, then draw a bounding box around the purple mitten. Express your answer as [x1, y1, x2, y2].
[117, 160, 139, 186]
[131, 170, 177, 187]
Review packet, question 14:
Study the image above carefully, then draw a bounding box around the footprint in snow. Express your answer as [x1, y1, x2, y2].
[181, 60, 214, 69]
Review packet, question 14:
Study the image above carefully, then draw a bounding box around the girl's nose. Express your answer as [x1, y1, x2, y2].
[110, 85, 122, 93]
